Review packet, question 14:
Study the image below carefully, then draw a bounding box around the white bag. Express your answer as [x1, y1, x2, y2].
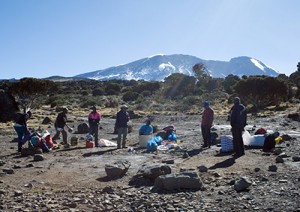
[243, 130, 265, 146]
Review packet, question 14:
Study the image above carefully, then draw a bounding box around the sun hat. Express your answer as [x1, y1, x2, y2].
[121, 104, 128, 109]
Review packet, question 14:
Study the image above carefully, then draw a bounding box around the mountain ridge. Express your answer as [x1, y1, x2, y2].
[74, 54, 279, 81]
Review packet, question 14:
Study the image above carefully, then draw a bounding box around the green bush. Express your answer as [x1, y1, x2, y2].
[123, 91, 140, 102]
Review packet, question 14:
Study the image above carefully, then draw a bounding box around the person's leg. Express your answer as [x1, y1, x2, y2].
[62, 129, 68, 144]
[117, 128, 122, 149]
[237, 130, 245, 155]
[52, 129, 61, 142]
[94, 126, 99, 147]
[122, 127, 128, 148]
[14, 125, 24, 152]
[231, 127, 239, 154]
[201, 125, 211, 147]
[201, 125, 207, 147]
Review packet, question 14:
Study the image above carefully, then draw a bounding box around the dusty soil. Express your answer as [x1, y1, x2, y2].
[0, 105, 300, 211]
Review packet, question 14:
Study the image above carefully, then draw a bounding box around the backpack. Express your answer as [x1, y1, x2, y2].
[263, 134, 276, 152]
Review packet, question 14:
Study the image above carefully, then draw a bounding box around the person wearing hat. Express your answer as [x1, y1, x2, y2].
[88, 106, 101, 147]
[139, 119, 153, 136]
[201, 101, 214, 148]
[115, 104, 130, 149]
[52, 107, 73, 147]
[229, 97, 247, 157]
[13, 110, 32, 152]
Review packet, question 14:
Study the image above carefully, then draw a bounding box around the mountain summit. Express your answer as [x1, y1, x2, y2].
[74, 54, 279, 81]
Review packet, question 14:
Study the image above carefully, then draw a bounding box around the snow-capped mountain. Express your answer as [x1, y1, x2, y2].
[74, 54, 279, 81]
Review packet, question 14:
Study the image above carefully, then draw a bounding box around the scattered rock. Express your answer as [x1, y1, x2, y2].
[135, 164, 171, 180]
[275, 156, 284, 163]
[14, 190, 23, 197]
[198, 165, 208, 173]
[154, 171, 203, 191]
[77, 123, 89, 134]
[3, 168, 14, 174]
[105, 160, 131, 179]
[292, 156, 300, 162]
[33, 154, 45, 161]
[42, 117, 52, 125]
[234, 177, 252, 192]
[268, 165, 278, 172]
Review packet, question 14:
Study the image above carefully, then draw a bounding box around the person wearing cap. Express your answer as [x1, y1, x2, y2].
[52, 107, 73, 146]
[13, 110, 32, 152]
[115, 104, 130, 149]
[201, 101, 214, 148]
[139, 119, 153, 135]
[88, 106, 101, 147]
[229, 97, 247, 157]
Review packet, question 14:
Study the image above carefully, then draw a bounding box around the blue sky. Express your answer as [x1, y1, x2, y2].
[0, 0, 299, 79]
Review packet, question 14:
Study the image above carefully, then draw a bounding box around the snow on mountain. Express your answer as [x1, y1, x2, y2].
[74, 54, 279, 81]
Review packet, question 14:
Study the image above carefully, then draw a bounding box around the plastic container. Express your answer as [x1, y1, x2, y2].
[86, 141, 94, 148]
[139, 135, 152, 148]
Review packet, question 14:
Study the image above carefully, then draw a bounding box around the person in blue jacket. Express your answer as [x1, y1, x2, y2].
[13, 110, 31, 152]
[139, 119, 153, 135]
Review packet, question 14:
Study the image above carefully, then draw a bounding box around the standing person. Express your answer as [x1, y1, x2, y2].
[52, 107, 73, 146]
[88, 106, 101, 147]
[139, 119, 153, 135]
[115, 105, 130, 149]
[13, 110, 32, 152]
[230, 97, 247, 157]
[201, 101, 214, 148]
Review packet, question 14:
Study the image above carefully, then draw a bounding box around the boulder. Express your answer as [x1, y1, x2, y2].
[234, 177, 252, 192]
[0, 89, 18, 122]
[154, 171, 203, 191]
[77, 123, 89, 134]
[42, 117, 52, 125]
[105, 160, 131, 179]
[135, 164, 171, 180]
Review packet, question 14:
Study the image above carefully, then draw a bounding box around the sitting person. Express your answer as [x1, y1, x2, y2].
[139, 119, 153, 135]
[263, 131, 280, 152]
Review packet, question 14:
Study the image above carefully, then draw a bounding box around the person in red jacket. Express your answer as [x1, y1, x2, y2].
[88, 106, 101, 147]
[201, 101, 214, 148]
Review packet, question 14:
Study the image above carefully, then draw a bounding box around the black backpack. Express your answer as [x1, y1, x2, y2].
[263, 134, 275, 152]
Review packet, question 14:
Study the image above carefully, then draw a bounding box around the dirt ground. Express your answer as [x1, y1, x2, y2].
[0, 105, 300, 211]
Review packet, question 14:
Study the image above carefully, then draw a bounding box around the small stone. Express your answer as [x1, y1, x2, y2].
[292, 156, 300, 162]
[3, 168, 14, 174]
[268, 165, 277, 172]
[33, 154, 45, 161]
[14, 190, 23, 197]
[254, 167, 260, 172]
[198, 165, 208, 173]
[275, 156, 284, 163]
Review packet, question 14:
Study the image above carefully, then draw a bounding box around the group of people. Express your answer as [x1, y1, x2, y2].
[13, 104, 132, 152]
[14, 97, 247, 157]
[201, 97, 247, 157]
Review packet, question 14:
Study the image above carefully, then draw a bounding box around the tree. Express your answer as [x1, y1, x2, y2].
[163, 73, 196, 99]
[192, 63, 209, 81]
[234, 76, 288, 109]
[8, 78, 56, 113]
[223, 74, 240, 94]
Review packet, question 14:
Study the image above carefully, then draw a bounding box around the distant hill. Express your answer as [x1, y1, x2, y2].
[74, 54, 279, 81]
